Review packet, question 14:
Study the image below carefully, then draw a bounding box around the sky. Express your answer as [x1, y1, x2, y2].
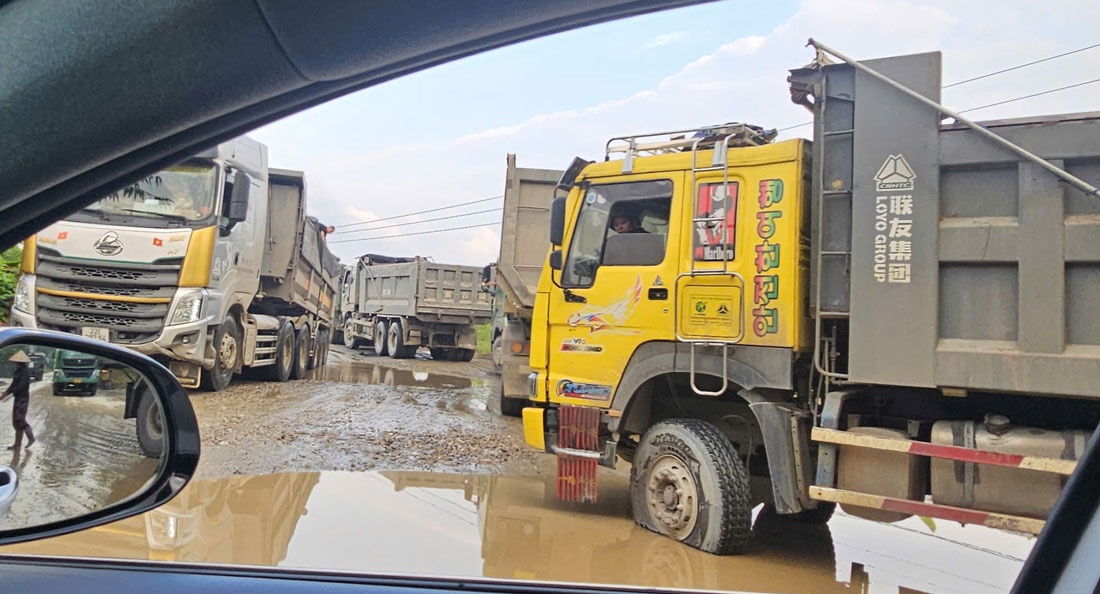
[250, 0, 1100, 266]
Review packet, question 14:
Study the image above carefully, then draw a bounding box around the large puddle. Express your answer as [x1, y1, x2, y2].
[305, 361, 473, 390]
[3, 468, 1035, 593]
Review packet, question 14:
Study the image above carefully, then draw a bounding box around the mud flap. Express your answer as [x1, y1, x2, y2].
[748, 400, 815, 514]
[556, 405, 600, 503]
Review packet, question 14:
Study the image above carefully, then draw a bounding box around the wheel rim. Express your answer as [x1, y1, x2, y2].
[646, 454, 699, 539]
[492, 337, 502, 369]
[388, 325, 399, 353]
[298, 333, 309, 365]
[145, 401, 164, 441]
[218, 333, 238, 372]
[344, 322, 356, 348]
[281, 331, 293, 370]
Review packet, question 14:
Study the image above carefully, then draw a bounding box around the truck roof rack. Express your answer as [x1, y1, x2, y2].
[605, 122, 777, 164]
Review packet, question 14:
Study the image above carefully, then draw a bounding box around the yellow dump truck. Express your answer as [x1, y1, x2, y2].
[521, 47, 1100, 554]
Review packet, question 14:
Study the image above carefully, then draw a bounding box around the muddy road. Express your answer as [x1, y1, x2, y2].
[0, 380, 157, 529]
[190, 345, 541, 479]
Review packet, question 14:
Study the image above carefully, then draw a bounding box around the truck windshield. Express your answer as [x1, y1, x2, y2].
[83, 163, 218, 224]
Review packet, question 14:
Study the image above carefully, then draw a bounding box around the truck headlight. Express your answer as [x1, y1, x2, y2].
[12, 275, 33, 314]
[169, 291, 203, 326]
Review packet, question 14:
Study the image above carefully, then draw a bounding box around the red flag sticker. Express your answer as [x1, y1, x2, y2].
[57, 232, 68, 240]
[153, 238, 163, 247]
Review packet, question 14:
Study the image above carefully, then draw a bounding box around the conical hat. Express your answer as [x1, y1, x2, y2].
[8, 351, 30, 364]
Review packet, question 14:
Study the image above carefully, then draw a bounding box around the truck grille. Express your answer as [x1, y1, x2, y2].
[34, 252, 182, 344]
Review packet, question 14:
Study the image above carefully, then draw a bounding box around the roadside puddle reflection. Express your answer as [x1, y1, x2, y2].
[1, 469, 1033, 593]
[305, 362, 471, 390]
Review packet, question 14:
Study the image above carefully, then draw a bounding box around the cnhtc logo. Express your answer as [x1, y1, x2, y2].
[93, 231, 123, 256]
[875, 154, 916, 191]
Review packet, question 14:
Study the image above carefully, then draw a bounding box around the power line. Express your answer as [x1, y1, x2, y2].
[334, 207, 502, 237]
[329, 221, 500, 244]
[333, 195, 502, 233]
[944, 42, 1100, 88]
[958, 78, 1100, 114]
[776, 45, 1100, 132]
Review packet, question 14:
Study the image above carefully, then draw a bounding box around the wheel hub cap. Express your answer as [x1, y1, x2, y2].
[218, 334, 238, 369]
[646, 455, 698, 539]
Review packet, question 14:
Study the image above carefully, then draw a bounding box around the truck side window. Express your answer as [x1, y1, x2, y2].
[562, 180, 672, 288]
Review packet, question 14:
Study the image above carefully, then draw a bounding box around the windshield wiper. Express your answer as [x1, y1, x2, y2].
[119, 209, 189, 223]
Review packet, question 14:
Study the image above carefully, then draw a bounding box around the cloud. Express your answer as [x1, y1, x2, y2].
[640, 31, 684, 51]
[459, 226, 502, 265]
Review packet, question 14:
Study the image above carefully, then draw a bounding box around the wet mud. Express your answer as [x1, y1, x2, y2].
[4, 468, 1035, 594]
[0, 381, 157, 529]
[190, 345, 539, 480]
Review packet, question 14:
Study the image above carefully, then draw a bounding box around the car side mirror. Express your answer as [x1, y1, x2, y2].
[549, 249, 563, 271]
[549, 197, 566, 246]
[0, 328, 198, 546]
[227, 172, 251, 225]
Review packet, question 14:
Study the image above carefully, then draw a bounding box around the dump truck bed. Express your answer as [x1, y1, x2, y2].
[357, 259, 492, 325]
[498, 155, 562, 310]
[255, 168, 339, 321]
[795, 51, 1100, 398]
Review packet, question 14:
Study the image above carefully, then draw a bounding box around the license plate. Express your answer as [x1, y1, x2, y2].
[81, 327, 110, 342]
[73, 379, 82, 384]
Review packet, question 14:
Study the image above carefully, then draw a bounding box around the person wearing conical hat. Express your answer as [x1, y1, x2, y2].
[0, 350, 36, 450]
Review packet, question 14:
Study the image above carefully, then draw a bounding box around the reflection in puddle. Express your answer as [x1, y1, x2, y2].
[3, 468, 1033, 593]
[305, 362, 471, 390]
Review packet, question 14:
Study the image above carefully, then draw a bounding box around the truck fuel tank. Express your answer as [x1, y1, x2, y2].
[930, 416, 1088, 519]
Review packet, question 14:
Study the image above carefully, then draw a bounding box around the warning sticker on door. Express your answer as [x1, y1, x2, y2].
[679, 286, 741, 339]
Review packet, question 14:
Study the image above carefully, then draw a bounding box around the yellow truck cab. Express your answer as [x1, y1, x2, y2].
[523, 49, 1100, 556]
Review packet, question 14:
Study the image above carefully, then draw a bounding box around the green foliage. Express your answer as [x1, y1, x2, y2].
[0, 245, 22, 324]
[476, 323, 491, 354]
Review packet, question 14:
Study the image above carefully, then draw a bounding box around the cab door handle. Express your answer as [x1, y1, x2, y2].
[648, 288, 668, 300]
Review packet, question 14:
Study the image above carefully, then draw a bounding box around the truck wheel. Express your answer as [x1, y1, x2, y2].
[430, 347, 449, 361]
[290, 327, 310, 379]
[343, 318, 364, 349]
[87, 385, 98, 397]
[332, 328, 344, 345]
[262, 322, 295, 382]
[491, 336, 503, 375]
[136, 387, 164, 458]
[630, 419, 753, 555]
[499, 383, 523, 417]
[307, 327, 323, 370]
[201, 317, 240, 392]
[314, 328, 330, 367]
[452, 348, 475, 362]
[52, 384, 62, 396]
[374, 321, 389, 357]
[387, 320, 415, 359]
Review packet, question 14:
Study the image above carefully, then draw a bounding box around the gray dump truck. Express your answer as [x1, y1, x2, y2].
[339, 255, 491, 360]
[494, 155, 562, 415]
[12, 138, 339, 399]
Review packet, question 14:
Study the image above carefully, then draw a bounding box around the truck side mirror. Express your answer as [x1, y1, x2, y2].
[549, 249, 563, 270]
[227, 172, 251, 226]
[549, 197, 566, 246]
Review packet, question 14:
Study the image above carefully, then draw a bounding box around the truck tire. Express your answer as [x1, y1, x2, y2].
[387, 320, 416, 359]
[290, 327, 310, 380]
[87, 385, 98, 397]
[343, 318, 364, 349]
[262, 322, 295, 382]
[430, 347, 449, 361]
[491, 336, 503, 375]
[374, 321, 389, 357]
[201, 317, 240, 392]
[52, 384, 62, 396]
[314, 328, 330, 367]
[499, 383, 523, 417]
[307, 327, 323, 370]
[630, 419, 753, 555]
[452, 348, 475, 362]
[136, 387, 164, 458]
[332, 328, 344, 345]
